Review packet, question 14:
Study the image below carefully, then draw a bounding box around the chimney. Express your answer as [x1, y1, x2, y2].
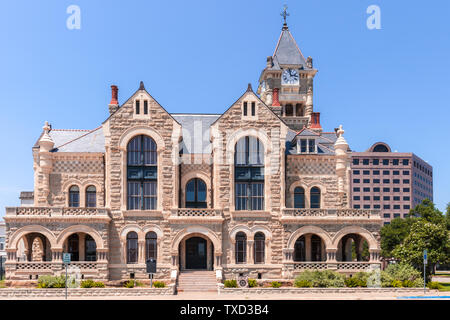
[109, 85, 119, 114]
[310, 112, 322, 131]
[272, 88, 280, 106]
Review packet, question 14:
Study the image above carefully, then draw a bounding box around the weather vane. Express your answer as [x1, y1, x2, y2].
[281, 5, 289, 25]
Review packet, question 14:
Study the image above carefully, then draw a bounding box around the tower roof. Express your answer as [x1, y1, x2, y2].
[272, 27, 308, 67]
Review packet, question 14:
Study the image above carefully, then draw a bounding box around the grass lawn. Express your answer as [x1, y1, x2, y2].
[438, 283, 450, 292]
[434, 273, 450, 277]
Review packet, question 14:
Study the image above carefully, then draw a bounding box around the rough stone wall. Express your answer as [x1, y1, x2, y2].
[286, 156, 340, 208]
[49, 156, 105, 207]
[211, 91, 287, 213]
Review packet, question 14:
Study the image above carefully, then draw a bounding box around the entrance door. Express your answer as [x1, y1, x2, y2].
[185, 237, 207, 269]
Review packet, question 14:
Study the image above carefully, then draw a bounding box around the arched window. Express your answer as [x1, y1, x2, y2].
[310, 187, 321, 209]
[145, 232, 157, 261]
[86, 186, 96, 208]
[85, 234, 97, 261]
[294, 236, 306, 261]
[294, 187, 305, 208]
[69, 186, 80, 207]
[254, 232, 265, 264]
[67, 234, 79, 261]
[126, 231, 138, 264]
[185, 178, 207, 208]
[285, 104, 293, 116]
[235, 232, 247, 264]
[127, 135, 157, 210]
[235, 136, 264, 211]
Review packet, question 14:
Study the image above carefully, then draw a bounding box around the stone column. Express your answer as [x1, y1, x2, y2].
[230, 239, 236, 264]
[305, 234, 312, 261]
[138, 240, 145, 264]
[305, 86, 313, 118]
[207, 240, 212, 270]
[78, 233, 85, 261]
[247, 240, 254, 264]
[334, 125, 349, 205]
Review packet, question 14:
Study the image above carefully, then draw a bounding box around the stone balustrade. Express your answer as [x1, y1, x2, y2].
[282, 208, 380, 220]
[283, 261, 379, 273]
[171, 208, 223, 217]
[5, 207, 110, 221]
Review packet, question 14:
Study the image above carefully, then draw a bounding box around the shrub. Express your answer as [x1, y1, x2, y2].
[294, 270, 345, 288]
[344, 277, 360, 288]
[427, 282, 443, 290]
[270, 281, 282, 288]
[294, 279, 312, 288]
[248, 279, 257, 288]
[80, 279, 95, 288]
[402, 280, 415, 288]
[392, 280, 403, 288]
[124, 280, 135, 288]
[93, 281, 105, 288]
[152, 281, 165, 288]
[37, 275, 66, 288]
[381, 263, 423, 288]
[224, 280, 238, 288]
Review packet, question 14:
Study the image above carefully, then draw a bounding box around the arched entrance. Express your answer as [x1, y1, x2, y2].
[178, 235, 214, 271]
[337, 233, 370, 262]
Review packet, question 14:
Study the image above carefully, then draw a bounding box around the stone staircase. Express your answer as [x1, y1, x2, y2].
[177, 270, 218, 293]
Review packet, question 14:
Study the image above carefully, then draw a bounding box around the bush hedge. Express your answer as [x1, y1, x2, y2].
[294, 270, 346, 288]
[270, 281, 282, 288]
[37, 275, 66, 288]
[152, 281, 165, 288]
[380, 263, 423, 288]
[80, 279, 105, 288]
[224, 280, 238, 288]
[123, 280, 144, 288]
[248, 279, 257, 288]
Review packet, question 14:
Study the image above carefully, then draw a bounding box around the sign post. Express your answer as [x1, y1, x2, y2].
[423, 249, 427, 294]
[63, 253, 71, 300]
[146, 258, 156, 287]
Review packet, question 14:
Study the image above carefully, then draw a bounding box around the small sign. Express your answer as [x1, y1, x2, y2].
[63, 253, 71, 264]
[423, 249, 427, 265]
[146, 258, 156, 274]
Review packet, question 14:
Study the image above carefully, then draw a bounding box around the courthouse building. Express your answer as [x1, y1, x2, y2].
[3, 20, 383, 284]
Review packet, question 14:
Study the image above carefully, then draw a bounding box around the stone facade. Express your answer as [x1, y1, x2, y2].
[4, 22, 382, 285]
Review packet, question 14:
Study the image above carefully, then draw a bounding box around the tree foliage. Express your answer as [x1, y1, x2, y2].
[380, 199, 450, 276]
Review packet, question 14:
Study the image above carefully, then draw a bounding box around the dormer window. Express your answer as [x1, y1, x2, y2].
[297, 139, 317, 154]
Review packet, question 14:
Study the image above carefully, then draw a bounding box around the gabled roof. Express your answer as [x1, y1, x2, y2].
[272, 27, 309, 68]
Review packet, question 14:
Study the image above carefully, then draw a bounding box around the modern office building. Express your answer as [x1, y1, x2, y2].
[350, 142, 433, 224]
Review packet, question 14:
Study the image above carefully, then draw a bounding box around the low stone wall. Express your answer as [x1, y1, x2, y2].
[218, 286, 433, 295]
[0, 286, 175, 298]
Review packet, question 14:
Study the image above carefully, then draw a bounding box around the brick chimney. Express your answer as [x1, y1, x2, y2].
[272, 88, 280, 106]
[109, 85, 119, 114]
[310, 112, 322, 132]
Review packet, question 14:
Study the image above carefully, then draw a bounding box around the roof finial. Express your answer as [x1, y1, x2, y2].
[247, 83, 253, 92]
[43, 121, 51, 134]
[281, 4, 289, 30]
[139, 81, 145, 90]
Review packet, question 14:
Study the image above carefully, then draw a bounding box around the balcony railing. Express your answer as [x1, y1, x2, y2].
[284, 261, 378, 272]
[282, 209, 380, 219]
[171, 208, 223, 217]
[6, 207, 110, 219]
[13, 261, 103, 271]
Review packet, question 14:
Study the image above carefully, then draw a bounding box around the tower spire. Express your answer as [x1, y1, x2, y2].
[280, 5, 289, 30]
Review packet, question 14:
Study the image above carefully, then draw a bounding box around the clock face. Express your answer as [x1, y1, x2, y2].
[282, 69, 299, 85]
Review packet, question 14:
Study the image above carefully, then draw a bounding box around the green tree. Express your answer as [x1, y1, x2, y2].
[409, 199, 445, 225]
[392, 219, 449, 280]
[380, 217, 413, 258]
[446, 202, 450, 230]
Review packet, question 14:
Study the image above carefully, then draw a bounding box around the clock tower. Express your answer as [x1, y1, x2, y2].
[257, 12, 318, 131]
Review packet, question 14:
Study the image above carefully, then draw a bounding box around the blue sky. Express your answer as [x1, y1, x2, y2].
[0, 0, 449, 215]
